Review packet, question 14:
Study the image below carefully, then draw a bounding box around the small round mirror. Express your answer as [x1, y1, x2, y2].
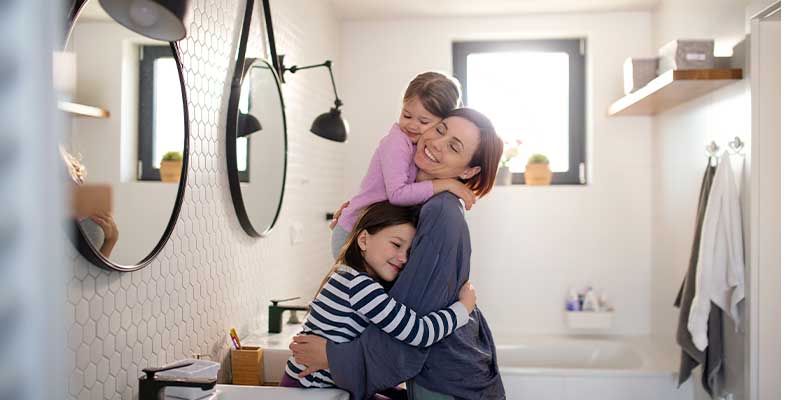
[61, 0, 189, 271]
[227, 58, 287, 236]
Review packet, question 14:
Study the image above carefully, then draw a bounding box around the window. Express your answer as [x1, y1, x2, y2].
[138, 45, 185, 181]
[453, 39, 587, 184]
[236, 72, 253, 183]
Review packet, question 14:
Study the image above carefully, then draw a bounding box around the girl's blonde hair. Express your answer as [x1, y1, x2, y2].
[315, 202, 419, 298]
[403, 72, 462, 118]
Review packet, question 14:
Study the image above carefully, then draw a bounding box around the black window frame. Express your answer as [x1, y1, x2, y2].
[138, 45, 170, 181]
[453, 38, 587, 185]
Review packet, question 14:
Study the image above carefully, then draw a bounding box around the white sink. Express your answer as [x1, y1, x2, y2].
[212, 384, 348, 400]
[240, 324, 303, 384]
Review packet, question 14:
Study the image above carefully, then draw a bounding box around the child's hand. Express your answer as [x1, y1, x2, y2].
[328, 201, 349, 230]
[458, 281, 477, 313]
[447, 180, 476, 210]
[433, 179, 476, 210]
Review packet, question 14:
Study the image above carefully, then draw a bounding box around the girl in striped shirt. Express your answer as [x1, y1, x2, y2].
[281, 201, 476, 393]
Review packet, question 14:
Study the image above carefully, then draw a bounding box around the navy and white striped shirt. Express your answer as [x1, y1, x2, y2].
[285, 265, 469, 388]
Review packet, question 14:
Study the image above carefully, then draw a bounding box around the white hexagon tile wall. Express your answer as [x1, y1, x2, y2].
[63, 0, 346, 398]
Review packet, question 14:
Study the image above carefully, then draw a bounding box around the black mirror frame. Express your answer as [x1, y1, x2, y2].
[225, 0, 288, 237]
[64, 0, 191, 272]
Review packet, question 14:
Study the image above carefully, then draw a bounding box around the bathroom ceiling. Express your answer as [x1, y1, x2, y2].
[331, 0, 660, 19]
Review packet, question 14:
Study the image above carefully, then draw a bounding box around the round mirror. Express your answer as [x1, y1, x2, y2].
[60, 0, 189, 271]
[226, 58, 287, 236]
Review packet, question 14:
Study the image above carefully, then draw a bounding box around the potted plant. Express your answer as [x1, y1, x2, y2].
[159, 151, 182, 182]
[524, 153, 552, 185]
[496, 139, 521, 186]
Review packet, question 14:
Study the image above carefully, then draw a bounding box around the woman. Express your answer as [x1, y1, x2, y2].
[291, 108, 506, 400]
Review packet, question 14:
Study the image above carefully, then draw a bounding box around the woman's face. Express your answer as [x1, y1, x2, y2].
[414, 116, 481, 180]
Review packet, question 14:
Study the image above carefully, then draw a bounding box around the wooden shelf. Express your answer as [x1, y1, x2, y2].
[608, 69, 743, 116]
[58, 101, 110, 119]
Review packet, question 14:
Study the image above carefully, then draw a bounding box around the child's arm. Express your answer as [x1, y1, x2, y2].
[432, 179, 477, 210]
[377, 126, 434, 206]
[346, 273, 475, 348]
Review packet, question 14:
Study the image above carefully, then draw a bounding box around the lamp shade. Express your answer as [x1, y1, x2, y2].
[310, 108, 348, 143]
[237, 112, 263, 138]
[99, 0, 189, 41]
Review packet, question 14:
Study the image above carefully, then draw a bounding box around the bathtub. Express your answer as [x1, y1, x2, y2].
[494, 335, 695, 400]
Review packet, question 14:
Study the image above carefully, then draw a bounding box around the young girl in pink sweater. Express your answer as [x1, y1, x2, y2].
[330, 72, 476, 258]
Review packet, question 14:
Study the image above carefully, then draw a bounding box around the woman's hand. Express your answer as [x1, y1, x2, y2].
[289, 334, 329, 378]
[328, 201, 350, 230]
[458, 281, 477, 313]
[433, 179, 476, 210]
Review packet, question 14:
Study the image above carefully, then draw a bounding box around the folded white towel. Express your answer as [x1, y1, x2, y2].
[687, 152, 746, 351]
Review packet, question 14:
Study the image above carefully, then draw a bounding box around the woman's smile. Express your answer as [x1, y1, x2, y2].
[423, 146, 440, 163]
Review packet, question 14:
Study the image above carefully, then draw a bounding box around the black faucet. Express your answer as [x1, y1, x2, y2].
[138, 361, 217, 400]
[268, 297, 309, 334]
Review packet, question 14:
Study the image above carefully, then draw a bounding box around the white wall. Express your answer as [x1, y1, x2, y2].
[339, 12, 654, 336]
[64, 0, 344, 398]
[650, 0, 751, 399]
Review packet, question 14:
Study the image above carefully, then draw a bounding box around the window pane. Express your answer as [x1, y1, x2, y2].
[236, 137, 248, 172]
[152, 57, 184, 168]
[237, 73, 251, 172]
[466, 52, 570, 172]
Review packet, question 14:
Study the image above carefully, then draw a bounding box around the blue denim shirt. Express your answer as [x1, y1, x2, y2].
[326, 193, 505, 400]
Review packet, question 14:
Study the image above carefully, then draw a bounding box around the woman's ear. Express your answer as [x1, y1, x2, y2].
[460, 166, 481, 180]
[357, 231, 368, 251]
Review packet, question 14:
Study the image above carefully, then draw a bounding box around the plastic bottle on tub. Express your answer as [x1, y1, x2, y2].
[582, 287, 599, 312]
[598, 290, 610, 311]
[565, 287, 580, 311]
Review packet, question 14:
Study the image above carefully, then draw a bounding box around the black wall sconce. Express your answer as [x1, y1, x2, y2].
[280, 57, 348, 143]
[237, 112, 263, 138]
[263, 0, 348, 143]
[99, 0, 190, 41]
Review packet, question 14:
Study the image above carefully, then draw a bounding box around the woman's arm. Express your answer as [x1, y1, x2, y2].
[343, 272, 473, 347]
[378, 125, 434, 206]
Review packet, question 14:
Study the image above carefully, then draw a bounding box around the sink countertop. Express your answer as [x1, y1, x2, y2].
[213, 384, 348, 400]
[240, 323, 304, 350]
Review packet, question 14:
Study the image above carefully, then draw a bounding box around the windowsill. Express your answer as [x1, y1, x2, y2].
[134, 180, 182, 184]
[494, 183, 589, 189]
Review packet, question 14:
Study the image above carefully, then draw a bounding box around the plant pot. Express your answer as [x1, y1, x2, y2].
[524, 163, 552, 185]
[159, 160, 182, 182]
[496, 166, 512, 186]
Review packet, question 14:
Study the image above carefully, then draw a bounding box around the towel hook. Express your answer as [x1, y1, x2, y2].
[728, 137, 744, 154]
[705, 141, 720, 157]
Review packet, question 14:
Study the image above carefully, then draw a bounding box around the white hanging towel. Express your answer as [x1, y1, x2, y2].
[687, 152, 745, 351]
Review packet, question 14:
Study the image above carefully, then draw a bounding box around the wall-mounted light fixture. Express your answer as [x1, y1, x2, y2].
[236, 112, 263, 138]
[263, 0, 348, 143]
[99, 0, 190, 41]
[278, 57, 348, 143]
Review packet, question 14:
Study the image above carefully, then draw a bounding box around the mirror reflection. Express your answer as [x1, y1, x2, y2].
[61, 0, 187, 269]
[232, 58, 287, 235]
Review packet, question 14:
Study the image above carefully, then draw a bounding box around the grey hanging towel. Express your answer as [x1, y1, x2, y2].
[674, 157, 724, 396]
